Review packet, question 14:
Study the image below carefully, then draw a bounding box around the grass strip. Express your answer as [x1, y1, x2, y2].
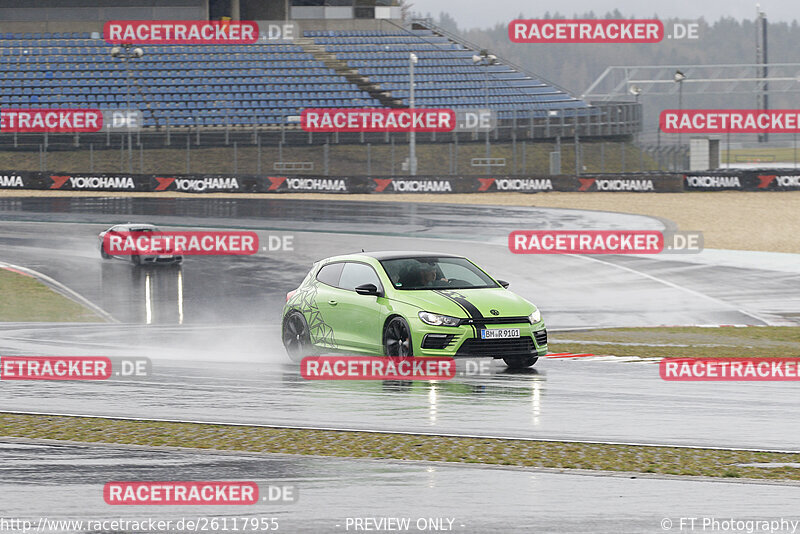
[2, 412, 800, 481]
[0, 269, 102, 322]
[549, 326, 800, 359]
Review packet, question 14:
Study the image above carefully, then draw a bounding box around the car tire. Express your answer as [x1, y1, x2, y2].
[383, 316, 413, 357]
[282, 311, 312, 362]
[100, 243, 111, 259]
[131, 254, 141, 266]
[503, 356, 538, 369]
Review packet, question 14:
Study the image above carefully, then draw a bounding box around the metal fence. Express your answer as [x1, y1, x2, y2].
[0, 101, 676, 176]
[0, 136, 683, 176]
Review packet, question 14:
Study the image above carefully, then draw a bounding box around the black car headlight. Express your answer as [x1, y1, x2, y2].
[418, 311, 461, 327]
[528, 308, 542, 324]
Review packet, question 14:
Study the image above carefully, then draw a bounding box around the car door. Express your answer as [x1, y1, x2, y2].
[312, 262, 345, 350]
[329, 262, 386, 354]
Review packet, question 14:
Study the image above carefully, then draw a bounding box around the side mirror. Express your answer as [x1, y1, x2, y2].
[496, 279, 510, 289]
[355, 283, 381, 296]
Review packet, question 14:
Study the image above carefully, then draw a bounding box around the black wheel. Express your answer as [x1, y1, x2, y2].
[282, 311, 312, 362]
[100, 243, 111, 259]
[503, 356, 539, 369]
[383, 316, 413, 357]
[131, 254, 141, 266]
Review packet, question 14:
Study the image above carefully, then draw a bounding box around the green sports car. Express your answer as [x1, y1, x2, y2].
[281, 251, 547, 369]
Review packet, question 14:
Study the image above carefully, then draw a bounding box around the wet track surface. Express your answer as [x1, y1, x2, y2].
[1, 197, 798, 327]
[1, 197, 800, 450]
[1, 334, 799, 450]
[3, 439, 800, 534]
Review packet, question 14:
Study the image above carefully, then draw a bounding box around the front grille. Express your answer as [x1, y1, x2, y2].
[533, 329, 547, 347]
[456, 337, 535, 358]
[459, 316, 529, 326]
[422, 333, 456, 350]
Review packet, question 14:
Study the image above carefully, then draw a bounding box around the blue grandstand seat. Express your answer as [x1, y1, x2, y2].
[0, 29, 588, 127]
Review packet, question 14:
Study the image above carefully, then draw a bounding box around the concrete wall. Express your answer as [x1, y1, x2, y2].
[0, 0, 206, 33]
[0, 0, 400, 33]
[290, 5, 400, 22]
[291, 17, 402, 33]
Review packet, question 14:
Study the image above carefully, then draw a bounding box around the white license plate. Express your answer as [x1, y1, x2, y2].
[481, 328, 520, 340]
[158, 255, 172, 259]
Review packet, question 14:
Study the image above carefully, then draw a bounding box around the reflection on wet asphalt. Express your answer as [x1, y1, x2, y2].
[3, 439, 799, 534]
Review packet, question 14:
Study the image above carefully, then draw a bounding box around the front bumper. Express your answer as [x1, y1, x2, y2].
[140, 255, 183, 264]
[412, 318, 547, 358]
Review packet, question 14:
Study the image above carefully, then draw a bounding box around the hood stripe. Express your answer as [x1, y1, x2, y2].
[434, 290, 485, 336]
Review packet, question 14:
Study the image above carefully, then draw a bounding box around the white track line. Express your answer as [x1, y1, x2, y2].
[570, 255, 772, 325]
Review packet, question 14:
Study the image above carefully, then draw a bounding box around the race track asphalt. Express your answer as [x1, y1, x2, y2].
[1, 197, 799, 449]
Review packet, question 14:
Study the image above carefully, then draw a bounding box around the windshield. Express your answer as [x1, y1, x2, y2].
[380, 257, 498, 290]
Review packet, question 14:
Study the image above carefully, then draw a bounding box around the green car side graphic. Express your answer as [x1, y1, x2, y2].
[281, 251, 547, 369]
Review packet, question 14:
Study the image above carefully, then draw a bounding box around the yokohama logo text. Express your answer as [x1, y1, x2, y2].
[285, 178, 347, 191]
[684, 175, 742, 189]
[173, 178, 240, 192]
[50, 175, 135, 190]
[391, 180, 452, 192]
[0, 175, 24, 188]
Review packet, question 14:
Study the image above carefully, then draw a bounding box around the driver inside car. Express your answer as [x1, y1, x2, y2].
[420, 263, 448, 287]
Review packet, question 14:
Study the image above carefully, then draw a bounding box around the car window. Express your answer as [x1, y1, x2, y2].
[338, 262, 382, 291]
[438, 262, 489, 286]
[380, 257, 497, 290]
[316, 262, 344, 287]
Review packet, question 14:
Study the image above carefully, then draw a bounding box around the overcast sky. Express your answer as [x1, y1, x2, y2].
[412, 0, 797, 29]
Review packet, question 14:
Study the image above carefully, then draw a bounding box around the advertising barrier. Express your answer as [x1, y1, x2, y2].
[0, 170, 797, 193]
[683, 170, 800, 191]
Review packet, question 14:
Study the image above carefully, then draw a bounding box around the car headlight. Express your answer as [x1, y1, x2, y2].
[418, 311, 461, 327]
[528, 308, 542, 324]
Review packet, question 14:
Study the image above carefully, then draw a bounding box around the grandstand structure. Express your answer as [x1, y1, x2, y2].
[0, 1, 642, 174]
